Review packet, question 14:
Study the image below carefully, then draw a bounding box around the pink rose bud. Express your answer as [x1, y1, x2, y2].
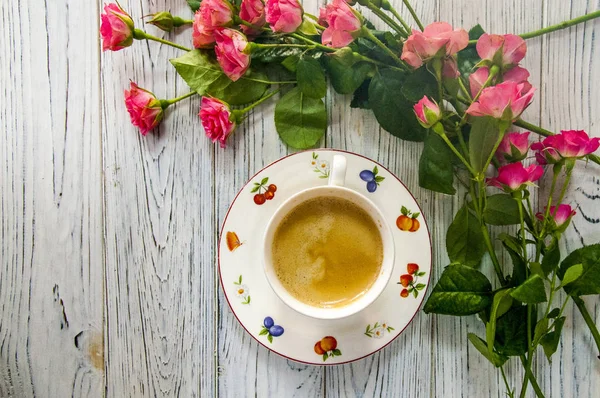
[466, 80, 535, 121]
[124, 82, 164, 136]
[495, 132, 530, 164]
[240, 0, 266, 36]
[531, 130, 600, 164]
[476, 33, 527, 69]
[320, 0, 362, 48]
[413, 96, 441, 128]
[487, 162, 543, 192]
[100, 3, 134, 51]
[193, 11, 215, 48]
[214, 28, 251, 82]
[401, 22, 469, 69]
[536, 204, 576, 229]
[265, 0, 304, 33]
[200, 97, 237, 148]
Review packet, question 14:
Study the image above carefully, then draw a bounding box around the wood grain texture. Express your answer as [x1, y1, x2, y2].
[0, 0, 104, 397]
[2, 0, 599, 397]
[100, 1, 215, 396]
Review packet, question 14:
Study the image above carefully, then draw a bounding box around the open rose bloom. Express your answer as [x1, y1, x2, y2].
[193, 0, 234, 48]
[469, 66, 531, 98]
[487, 162, 543, 192]
[466, 81, 535, 121]
[100, 3, 134, 51]
[401, 22, 468, 77]
[124, 83, 164, 136]
[320, 0, 362, 48]
[200, 97, 237, 148]
[476, 33, 527, 69]
[532, 130, 600, 164]
[214, 28, 251, 81]
[265, 0, 303, 33]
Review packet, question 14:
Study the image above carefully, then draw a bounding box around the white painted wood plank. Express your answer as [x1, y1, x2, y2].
[0, 0, 104, 397]
[100, 0, 216, 396]
[535, 1, 600, 397]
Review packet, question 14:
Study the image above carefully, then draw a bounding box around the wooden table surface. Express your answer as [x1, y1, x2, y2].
[1, 0, 599, 396]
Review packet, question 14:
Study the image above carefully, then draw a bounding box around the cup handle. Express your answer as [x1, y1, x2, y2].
[328, 155, 347, 187]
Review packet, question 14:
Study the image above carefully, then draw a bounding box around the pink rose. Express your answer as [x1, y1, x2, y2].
[531, 130, 600, 164]
[320, 0, 362, 48]
[124, 82, 164, 136]
[100, 3, 134, 51]
[413, 96, 441, 128]
[476, 33, 527, 69]
[469, 66, 531, 98]
[214, 28, 251, 82]
[466, 81, 535, 121]
[193, 0, 234, 48]
[200, 97, 237, 148]
[536, 204, 576, 228]
[401, 22, 469, 69]
[265, 0, 304, 33]
[495, 132, 530, 164]
[487, 162, 543, 192]
[240, 0, 266, 36]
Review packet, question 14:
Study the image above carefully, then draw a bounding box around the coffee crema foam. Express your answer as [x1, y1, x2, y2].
[271, 196, 383, 308]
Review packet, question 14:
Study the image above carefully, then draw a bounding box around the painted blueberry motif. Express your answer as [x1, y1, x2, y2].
[260, 317, 284, 343]
[359, 166, 385, 193]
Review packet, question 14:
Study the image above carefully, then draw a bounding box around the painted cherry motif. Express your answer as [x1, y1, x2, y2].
[251, 177, 277, 205]
[314, 336, 342, 362]
[398, 263, 427, 298]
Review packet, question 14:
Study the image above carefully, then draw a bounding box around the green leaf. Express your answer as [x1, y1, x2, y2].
[541, 244, 561, 276]
[419, 133, 456, 195]
[170, 50, 268, 105]
[468, 333, 508, 367]
[281, 54, 300, 72]
[260, 177, 268, 185]
[274, 87, 327, 149]
[468, 117, 502, 174]
[558, 244, 600, 296]
[298, 19, 319, 35]
[499, 234, 527, 286]
[494, 305, 528, 357]
[350, 79, 371, 109]
[332, 349, 342, 356]
[238, 275, 242, 284]
[556, 263, 583, 289]
[250, 186, 259, 193]
[400, 67, 438, 102]
[483, 194, 521, 225]
[486, 289, 513, 353]
[547, 308, 560, 318]
[297, 57, 327, 99]
[423, 264, 493, 315]
[323, 48, 373, 94]
[323, 353, 328, 361]
[267, 334, 273, 343]
[170, 50, 226, 95]
[533, 318, 549, 345]
[510, 274, 547, 303]
[186, 0, 200, 12]
[540, 317, 565, 362]
[369, 69, 427, 142]
[374, 176, 385, 182]
[446, 205, 486, 267]
[259, 328, 268, 336]
[373, 166, 379, 175]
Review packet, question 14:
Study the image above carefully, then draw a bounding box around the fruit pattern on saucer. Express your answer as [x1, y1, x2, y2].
[219, 149, 432, 365]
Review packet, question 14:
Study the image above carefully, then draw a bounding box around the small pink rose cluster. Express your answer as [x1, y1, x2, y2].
[401, 22, 469, 78]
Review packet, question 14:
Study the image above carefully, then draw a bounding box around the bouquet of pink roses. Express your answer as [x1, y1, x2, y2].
[101, 1, 600, 396]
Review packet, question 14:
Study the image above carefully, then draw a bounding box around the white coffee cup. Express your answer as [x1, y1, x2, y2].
[263, 155, 395, 320]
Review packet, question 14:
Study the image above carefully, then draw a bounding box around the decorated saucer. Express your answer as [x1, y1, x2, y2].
[218, 149, 432, 365]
